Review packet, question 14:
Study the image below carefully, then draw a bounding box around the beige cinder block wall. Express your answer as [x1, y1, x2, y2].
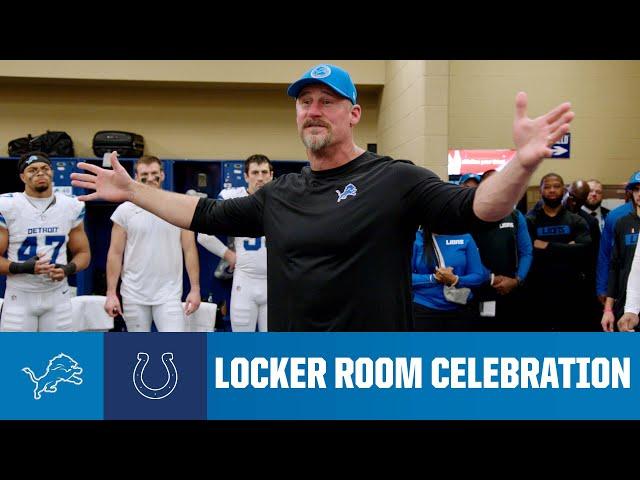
[377, 61, 450, 179]
[0, 60, 386, 87]
[3, 61, 637, 184]
[0, 61, 384, 160]
[449, 60, 640, 186]
[377, 60, 640, 187]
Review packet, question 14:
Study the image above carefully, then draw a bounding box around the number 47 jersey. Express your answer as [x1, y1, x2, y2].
[0, 192, 85, 292]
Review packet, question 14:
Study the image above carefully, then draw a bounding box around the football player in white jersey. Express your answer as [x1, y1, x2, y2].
[198, 154, 273, 332]
[0, 152, 91, 331]
[104, 155, 201, 332]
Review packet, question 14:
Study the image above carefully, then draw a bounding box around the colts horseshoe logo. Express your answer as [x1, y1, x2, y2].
[132, 352, 178, 400]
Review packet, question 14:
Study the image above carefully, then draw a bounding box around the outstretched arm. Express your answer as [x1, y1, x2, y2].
[71, 153, 199, 230]
[474, 92, 574, 222]
[71, 152, 264, 237]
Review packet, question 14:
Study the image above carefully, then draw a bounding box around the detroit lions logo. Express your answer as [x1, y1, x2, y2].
[132, 352, 178, 400]
[22, 353, 83, 400]
[537, 225, 570, 237]
[310, 65, 331, 79]
[336, 183, 357, 203]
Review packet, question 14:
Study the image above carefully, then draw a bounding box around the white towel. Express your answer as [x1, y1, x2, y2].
[71, 295, 114, 331]
[183, 302, 217, 332]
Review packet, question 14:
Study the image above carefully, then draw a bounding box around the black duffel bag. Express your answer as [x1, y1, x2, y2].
[7, 135, 31, 156]
[92, 131, 144, 158]
[8, 130, 75, 157]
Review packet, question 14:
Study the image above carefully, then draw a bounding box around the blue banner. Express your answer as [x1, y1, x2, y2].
[207, 333, 638, 420]
[0, 332, 639, 420]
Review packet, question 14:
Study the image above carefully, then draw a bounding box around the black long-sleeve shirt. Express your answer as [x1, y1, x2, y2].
[190, 152, 489, 331]
[526, 207, 592, 285]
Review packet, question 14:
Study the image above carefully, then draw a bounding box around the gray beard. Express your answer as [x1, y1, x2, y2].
[302, 132, 332, 152]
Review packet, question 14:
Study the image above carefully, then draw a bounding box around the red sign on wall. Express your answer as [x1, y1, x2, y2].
[448, 149, 517, 176]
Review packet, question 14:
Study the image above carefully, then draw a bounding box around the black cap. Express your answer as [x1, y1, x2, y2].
[18, 152, 51, 174]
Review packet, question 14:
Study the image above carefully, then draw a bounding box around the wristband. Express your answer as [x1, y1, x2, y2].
[8, 255, 38, 274]
[54, 262, 77, 277]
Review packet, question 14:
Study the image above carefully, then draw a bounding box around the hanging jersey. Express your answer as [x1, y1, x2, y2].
[0, 192, 85, 292]
[217, 186, 267, 278]
[111, 201, 183, 305]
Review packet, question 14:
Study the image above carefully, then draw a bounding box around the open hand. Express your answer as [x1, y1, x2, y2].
[512, 92, 574, 171]
[71, 152, 135, 202]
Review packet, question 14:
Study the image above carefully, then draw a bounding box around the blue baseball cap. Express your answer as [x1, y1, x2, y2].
[287, 64, 358, 104]
[626, 171, 640, 190]
[459, 173, 482, 185]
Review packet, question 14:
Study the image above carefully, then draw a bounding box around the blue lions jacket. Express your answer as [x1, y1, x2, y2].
[412, 230, 489, 311]
[596, 202, 634, 296]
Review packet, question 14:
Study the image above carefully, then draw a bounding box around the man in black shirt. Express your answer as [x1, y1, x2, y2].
[565, 180, 601, 250]
[71, 63, 575, 331]
[565, 180, 602, 332]
[564, 179, 602, 329]
[525, 173, 592, 331]
[603, 181, 640, 331]
[467, 170, 533, 331]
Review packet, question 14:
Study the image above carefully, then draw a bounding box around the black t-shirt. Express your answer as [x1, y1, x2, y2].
[190, 151, 486, 331]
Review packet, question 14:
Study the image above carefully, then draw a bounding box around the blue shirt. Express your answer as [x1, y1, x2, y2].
[596, 202, 634, 295]
[412, 230, 489, 311]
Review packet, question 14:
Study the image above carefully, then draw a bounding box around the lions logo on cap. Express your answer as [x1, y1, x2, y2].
[26, 155, 39, 165]
[310, 65, 331, 79]
[635, 173, 640, 182]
